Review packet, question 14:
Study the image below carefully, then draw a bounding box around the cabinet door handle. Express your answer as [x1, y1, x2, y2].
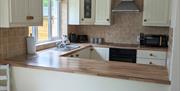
[26, 16, 34, 20]
[81, 18, 84, 21]
[144, 19, 147, 22]
[150, 53, 153, 56]
[76, 54, 79, 57]
[70, 55, 74, 57]
[90, 48, 94, 51]
[106, 19, 110, 21]
[149, 62, 153, 64]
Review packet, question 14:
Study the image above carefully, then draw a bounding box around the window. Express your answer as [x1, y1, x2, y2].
[29, 0, 61, 43]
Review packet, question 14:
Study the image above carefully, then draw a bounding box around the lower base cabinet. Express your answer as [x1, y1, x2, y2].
[137, 58, 166, 66]
[68, 47, 109, 61]
[68, 47, 91, 59]
[67, 47, 168, 66]
[137, 50, 167, 66]
[90, 47, 109, 61]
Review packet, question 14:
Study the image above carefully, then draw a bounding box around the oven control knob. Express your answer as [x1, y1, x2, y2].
[150, 53, 153, 56]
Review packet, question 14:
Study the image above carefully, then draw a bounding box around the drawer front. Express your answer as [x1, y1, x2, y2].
[137, 50, 167, 60]
[137, 58, 166, 66]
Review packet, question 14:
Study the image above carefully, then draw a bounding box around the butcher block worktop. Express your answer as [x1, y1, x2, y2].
[93, 43, 168, 51]
[0, 43, 170, 85]
[60, 43, 167, 56]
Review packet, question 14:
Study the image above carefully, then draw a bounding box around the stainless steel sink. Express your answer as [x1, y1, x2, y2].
[54, 44, 80, 51]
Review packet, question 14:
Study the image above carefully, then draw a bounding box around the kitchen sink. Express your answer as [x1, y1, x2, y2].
[54, 44, 80, 51]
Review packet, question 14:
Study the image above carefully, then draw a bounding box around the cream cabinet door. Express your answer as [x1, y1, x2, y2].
[137, 58, 166, 66]
[28, 0, 43, 26]
[137, 50, 167, 66]
[90, 47, 109, 61]
[10, 0, 28, 24]
[80, 0, 95, 25]
[95, 0, 111, 25]
[143, 0, 170, 27]
[75, 48, 91, 59]
[137, 50, 167, 60]
[68, 0, 80, 25]
[69, 48, 91, 59]
[0, 0, 42, 27]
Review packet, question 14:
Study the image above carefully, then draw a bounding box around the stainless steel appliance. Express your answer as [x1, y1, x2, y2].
[78, 35, 88, 43]
[140, 33, 169, 47]
[69, 33, 78, 43]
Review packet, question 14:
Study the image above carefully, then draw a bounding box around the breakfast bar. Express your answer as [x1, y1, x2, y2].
[0, 44, 170, 84]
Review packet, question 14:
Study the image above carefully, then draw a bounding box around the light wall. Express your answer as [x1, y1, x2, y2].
[12, 67, 170, 91]
[170, 0, 180, 90]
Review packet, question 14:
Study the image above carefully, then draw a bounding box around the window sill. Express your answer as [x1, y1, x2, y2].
[36, 40, 60, 51]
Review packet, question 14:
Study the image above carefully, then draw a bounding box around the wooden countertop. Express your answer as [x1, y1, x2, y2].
[0, 44, 170, 85]
[92, 43, 168, 51]
[60, 43, 168, 56]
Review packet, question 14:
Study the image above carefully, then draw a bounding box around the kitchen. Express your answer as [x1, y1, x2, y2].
[0, 0, 179, 91]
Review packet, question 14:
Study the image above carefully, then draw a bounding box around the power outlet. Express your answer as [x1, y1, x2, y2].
[137, 35, 140, 43]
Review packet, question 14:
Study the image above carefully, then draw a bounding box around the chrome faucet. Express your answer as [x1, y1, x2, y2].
[56, 35, 70, 48]
[56, 41, 65, 48]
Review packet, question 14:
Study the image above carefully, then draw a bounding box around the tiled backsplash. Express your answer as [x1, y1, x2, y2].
[69, 12, 169, 44]
[0, 27, 28, 59]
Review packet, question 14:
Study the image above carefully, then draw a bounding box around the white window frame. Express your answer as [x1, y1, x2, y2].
[31, 0, 62, 44]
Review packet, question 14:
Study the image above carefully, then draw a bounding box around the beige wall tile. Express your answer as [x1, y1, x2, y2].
[0, 27, 28, 59]
[69, 12, 169, 44]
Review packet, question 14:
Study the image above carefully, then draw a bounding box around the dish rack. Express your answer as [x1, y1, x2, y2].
[0, 64, 10, 91]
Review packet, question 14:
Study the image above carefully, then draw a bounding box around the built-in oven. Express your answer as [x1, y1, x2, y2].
[109, 48, 137, 63]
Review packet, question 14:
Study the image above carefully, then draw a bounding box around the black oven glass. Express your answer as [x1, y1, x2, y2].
[109, 48, 137, 63]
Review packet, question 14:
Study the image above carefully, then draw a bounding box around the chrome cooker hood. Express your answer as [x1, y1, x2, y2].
[112, 0, 140, 12]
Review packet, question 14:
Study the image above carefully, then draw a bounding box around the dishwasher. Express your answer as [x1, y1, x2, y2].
[109, 48, 137, 63]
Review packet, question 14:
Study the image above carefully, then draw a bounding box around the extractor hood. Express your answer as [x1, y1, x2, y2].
[112, 0, 140, 12]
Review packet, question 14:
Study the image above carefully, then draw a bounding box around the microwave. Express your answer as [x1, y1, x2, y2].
[140, 33, 169, 47]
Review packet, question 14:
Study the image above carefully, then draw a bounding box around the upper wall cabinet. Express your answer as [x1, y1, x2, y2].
[95, 0, 111, 25]
[143, 0, 170, 27]
[68, 0, 111, 25]
[80, 0, 96, 25]
[0, 0, 43, 28]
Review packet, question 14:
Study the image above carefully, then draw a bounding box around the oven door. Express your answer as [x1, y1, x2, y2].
[109, 48, 137, 63]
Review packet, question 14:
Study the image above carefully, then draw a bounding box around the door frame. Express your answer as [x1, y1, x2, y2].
[170, 0, 180, 90]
